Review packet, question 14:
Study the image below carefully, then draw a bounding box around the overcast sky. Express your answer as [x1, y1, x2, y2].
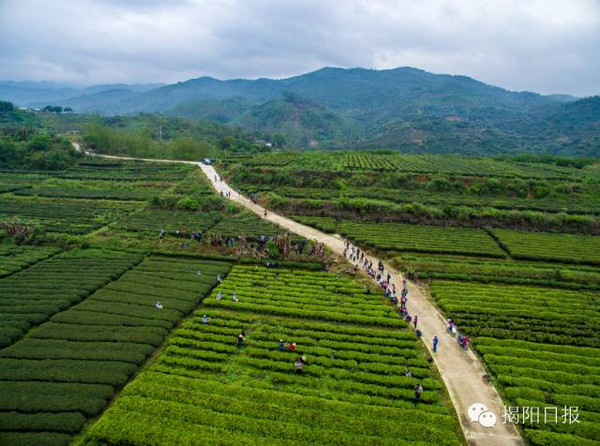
[1, 0, 598, 96]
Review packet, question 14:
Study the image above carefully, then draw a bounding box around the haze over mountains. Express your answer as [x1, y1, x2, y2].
[1, 67, 598, 156]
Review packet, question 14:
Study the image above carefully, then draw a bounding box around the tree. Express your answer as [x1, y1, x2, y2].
[42, 105, 63, 113]
[64, 107, 73, 113]
[218, 135, 236, 151]
[273, 133, 286, 147]
[28, 134, 53, 152]
[282, 90, 302, 103]
[0, 101, 14, 112]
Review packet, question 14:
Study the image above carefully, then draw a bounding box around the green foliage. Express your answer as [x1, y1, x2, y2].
[0, 101, 14, 112]
[0, 105, 41, 139]
[0, 411, 85, 433]
[82, 114, 270, 159]
[42, 105, 64, 114]
[0, 256, 231, 444]
[429, 276, 600, 443]
[223, 151, 600, 234]
[0, 196, 141, 235]
[491, 229, 600, 265]
[432, 280, 600, 347]
[339, 221, 506, 257]
[87, 265, 461, 445]
[391, 253, 600, 289]
[0, 134, 80, 170]
[0, 432, 72, 446]
[232, 95, 362, 149]
[0, 249, 141, 348]
[22, 68, 598, 155]
[0, 244, 61, 277]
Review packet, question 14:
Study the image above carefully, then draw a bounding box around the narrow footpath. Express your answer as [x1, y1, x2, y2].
[71, 144, 523, 445]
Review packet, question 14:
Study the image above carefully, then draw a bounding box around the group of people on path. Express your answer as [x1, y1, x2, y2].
[343, 237, 475, 404]
[345, 239, 429, 404]
[159, 228, 202, 246]
[213, 174, 233, 198]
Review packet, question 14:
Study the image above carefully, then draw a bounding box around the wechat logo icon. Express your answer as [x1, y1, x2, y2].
[468, 403, 497, 428]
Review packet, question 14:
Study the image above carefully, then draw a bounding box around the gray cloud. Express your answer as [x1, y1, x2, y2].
[0, 0, 598, 95]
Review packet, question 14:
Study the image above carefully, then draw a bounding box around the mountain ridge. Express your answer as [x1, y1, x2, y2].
[1, 67, 597, 156]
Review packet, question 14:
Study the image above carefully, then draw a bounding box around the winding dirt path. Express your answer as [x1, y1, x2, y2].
[71, 143, 523, 445]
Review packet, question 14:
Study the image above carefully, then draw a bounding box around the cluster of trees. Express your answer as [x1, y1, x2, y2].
[83, 122, 219, 160]
[42, 105, 73, 114]
[499, 153, 598, 169]
[0, 134, 80, 170]
[0, 101, 79, 170]
[0, 101, 14, 112]
[83, 115, 273, 160]
[0, 101, 41, 139]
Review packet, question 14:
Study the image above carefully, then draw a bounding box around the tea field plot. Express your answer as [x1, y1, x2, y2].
[62, 161, 191, 182]
[0, 256, 231, 445]
[114, 209, 223, 235]
[208, 212, 288, 239]
[391, 253, 600, 289]
[88, 266, 463, 445]
[0, 196, 140, 235]
[492, 229, 600, 265]
[431, 280, 600, 445]
[0, 244, 61, 277]
[0, 249, 141, 348]
[12, 179, 166, 201]
[339, 221, 506, 257]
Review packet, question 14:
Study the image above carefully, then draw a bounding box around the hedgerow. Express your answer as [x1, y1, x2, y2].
[0, 380, 112, 417]
[524, 429, 599, 446]
[0, 196, 140, 234]
[0, 339, 154, 364]
[391, 253, 600, 290]
[0, 432, 72, 446]
[50, 310, 173, 329]
[0, 245, 61, 277]
[0, 412, 85, 433]
[0, 358, 137, 385]
[30, 323, 168, 345]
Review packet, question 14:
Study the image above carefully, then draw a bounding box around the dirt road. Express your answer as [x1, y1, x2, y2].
[71, 144, 523, 445]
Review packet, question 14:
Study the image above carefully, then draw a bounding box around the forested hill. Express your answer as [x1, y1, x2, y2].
[1, 68, 598, 156]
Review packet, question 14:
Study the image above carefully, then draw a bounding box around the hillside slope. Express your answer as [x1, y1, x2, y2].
[232, 93, 362, 148]
[1, 68, 597, 155]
